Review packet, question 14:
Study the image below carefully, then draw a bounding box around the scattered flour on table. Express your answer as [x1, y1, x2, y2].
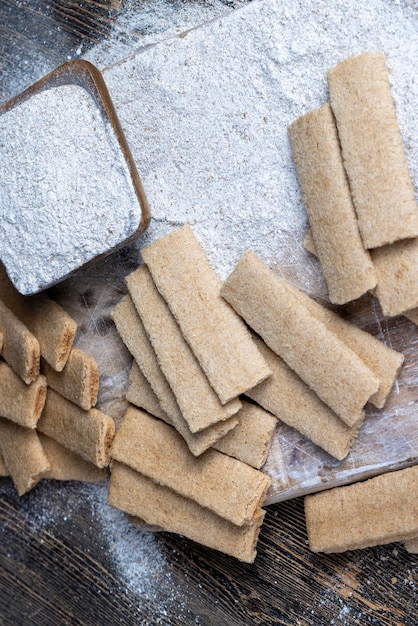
[102, 0, 418, 298]
[21, 480, 183, 612]
[84, 0, 250, 71]
[0, 84, 141, 295]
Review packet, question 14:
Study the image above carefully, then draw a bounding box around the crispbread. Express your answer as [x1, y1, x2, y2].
[112, 295, 238, 456]
[0, 263, 76, 371]
[126, 360, 166, 420]
[0, 362, 47, 428]
[305, 465, 418, 553]
[246, 336, 359, 460]
[288, 103, 376, 304]
[108, 460, 265, 563]
[126, 265, 241, 432]
[372, 239, 418, 317]
[213, 401, 277, 470]
[127, 363, 277, 469]
[327, 52, 418, 249]
[111, 408, 271, 526]
[0, 298, 40, 384]
[37, 389, 114, 468]
[39, 434, 107, 482]
[141, 225, 271, 404]
[221, 251, 379, 426]
[42, 347, 99, 410]
[284, 281, 404, 409]
[0, 418, 50, 495]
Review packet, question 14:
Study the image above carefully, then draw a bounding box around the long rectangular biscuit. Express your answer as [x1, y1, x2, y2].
[305, 465, 418, 553]
[39, 434, 107, 482]
[126, 265, 241, 432]
[126, 360, 166, 420]
[108, 460, 265, 563]
[111, 408, 271, 526]
[288, 103, 376, 304]
[127, 363, 276, 469]
[246, 337, 359, 460]
[283, 280, 404, 409]
[112, 295, 238, 455]
[372, 239, 418, 317]
[221, 251, 379, 427]
[0, 264, 76, 371]
[327, 52, 418, 249]
[305, 226, 418, 333]
[37, 389, 115, 468]
[213, 400, 277, 470]
[0, 299, 40, 384]
[0, 419, 50, 495]
[42, 347, 99, 410]
[141, 225, 271, 404]
[0, 362, 47, 428]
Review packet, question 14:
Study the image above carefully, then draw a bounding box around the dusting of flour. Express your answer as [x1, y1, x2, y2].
[83, 0, 418, 589]
[102, 0, 418, 300]
[0, 84, 141, 295]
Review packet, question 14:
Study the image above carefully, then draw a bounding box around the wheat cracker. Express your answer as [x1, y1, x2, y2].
[141, 225, 270, 404]
[328, 52, 418, 249]
[221, 251, 379, 426]
[108, 460, 265, 563]
[305, 465, 418, 552]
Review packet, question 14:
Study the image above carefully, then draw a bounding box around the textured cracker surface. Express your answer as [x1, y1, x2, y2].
[247, 337, 359, 461]
[0, 264, 76, 371]
[37, 389, 115, 468]
[112, 408, 271, 526]
[0, 298, 40, 384]
[40, 434, 106, 482]
[222, 251, 379, 426]
[288, 103, 376, 304]
[141, 226, 271, 404]
[111, 295, 238, 455]
[0, 363, 46, 428]
[108, 460, 264, 563]
[305, 465, 418, 552]
[372, 238, 418, 317]
[0, 419, 50, 496]
[327, 52, 418, 249]
[126, 265, 241, 432]
[42, 347, 99, 410]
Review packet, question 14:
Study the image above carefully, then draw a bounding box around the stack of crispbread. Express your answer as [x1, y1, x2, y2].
[288, 52, 418, 323]
[286, 51, 418, 554]
[221, 249, 403, 460]
[0, 265, 114, 495]
[110, 224, 404, 560]
[111, 225, 280, 561]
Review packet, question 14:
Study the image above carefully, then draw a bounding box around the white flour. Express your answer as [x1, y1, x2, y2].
[0, 84, 141, 295]
[84, 0, 248, 71]
[103, 0, 418, 298]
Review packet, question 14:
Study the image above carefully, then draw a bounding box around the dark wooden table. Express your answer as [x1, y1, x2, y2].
[0, 2, 417, 624]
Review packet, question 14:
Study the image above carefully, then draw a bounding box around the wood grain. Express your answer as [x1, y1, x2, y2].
[1, 480, 417, 626]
